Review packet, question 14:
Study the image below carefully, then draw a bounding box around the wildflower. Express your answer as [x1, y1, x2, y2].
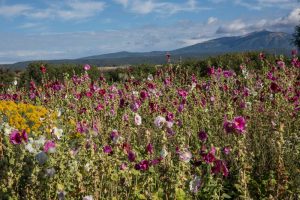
[44, 140, 56, 153]
[211, 160, 229, 177]
[128, 151, 136, 162]
[10, 130, 27, 144]
[135, 160, 150, 171]
[233, 116, 246, 133]
[52, 127, 63, 139]
[120, 163, 128, 170]
[198, 130, 208, 142]
[154, 116, 166, 128]
[103, 145, 113, 154]
[178, 89, 188, 99]
[40, 65, 46, 73]
[134, 113, 142, 126]
[189, 176, 201, 193]
[160, 146, 168, 158]
[146, 143, 153, 154]
[223, 146, 231, 155]
[179, 149, 192, 163]
[83, 195, 93, 200]
[84, 64, 91, 71]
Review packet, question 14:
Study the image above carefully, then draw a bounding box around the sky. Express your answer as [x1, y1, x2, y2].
[0, 0, 299, 63]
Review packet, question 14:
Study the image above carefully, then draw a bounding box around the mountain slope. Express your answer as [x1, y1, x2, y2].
[3, 30, 295, 69]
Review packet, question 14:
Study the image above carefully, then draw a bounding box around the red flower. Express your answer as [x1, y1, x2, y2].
[40, 65, 46, 74]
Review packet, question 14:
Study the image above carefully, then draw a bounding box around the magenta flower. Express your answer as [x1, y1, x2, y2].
[146, 143, 153, 154]
[10, 130, 22, 144]
[84, 64, 91, 71]
[10, 130, 27, 144]
[198, 130, 208, 142]
[223, 146, 231, 155]
[211, 160, 229, 177]
[135, 160, 149, 171]
[44, 140, 56, 153]
[128, 151, 136, 162]
[223, 120, 236, 134]
[233, 116, 246, 133]
[103, 145, 113, 154]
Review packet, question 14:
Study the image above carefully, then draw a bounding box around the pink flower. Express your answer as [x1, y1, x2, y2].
[212, 160, 229, 177]
[154, 116, 166, 128]
[134, 113, 142, 126]
[233, 116, 246, 133]
[103, 145, 113, 154]
[179, 149, 192, 163]
[84, 64, 91, 71]
[135, 160, 149, 171]
[10, 130, 27, 144]
[44, 140, 56, 153]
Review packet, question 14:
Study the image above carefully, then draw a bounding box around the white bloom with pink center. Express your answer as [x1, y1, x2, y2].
[134, 113, 142, 126]
[154, 116, 166, 128]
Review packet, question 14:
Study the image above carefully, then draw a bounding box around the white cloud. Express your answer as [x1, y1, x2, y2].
[217, 7, 300, 34]
[114, 0, 209, 15]
[0, 4, 32, 17]
[0, 1, 106, 20]
[18, 22, 41, 29]
[207, 17, 218, 25]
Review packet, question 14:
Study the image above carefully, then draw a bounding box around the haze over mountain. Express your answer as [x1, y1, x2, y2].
[2, 30, 294, 69]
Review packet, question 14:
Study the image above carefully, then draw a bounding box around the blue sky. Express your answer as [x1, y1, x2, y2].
[0, 0, 299, 63]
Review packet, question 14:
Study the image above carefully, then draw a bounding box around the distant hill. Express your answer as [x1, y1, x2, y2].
[3, 30, 295, 69]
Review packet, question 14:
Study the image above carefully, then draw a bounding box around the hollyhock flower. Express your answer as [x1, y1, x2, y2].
[178, 89, 188, 99]
[189, 176, 201, 193]
[140, 90, 148, 100]
[146, 143, 153, 154]
[134, 113, 142, 126]
[223, 120, 236, 134]
[10, 130, 24, 144]
[178, 104, 184, 112]
[147, 74, 153, 81]
[223, 146, 231, 155]
[160, 146, 168, 158]
[212, 160, 229, 177]
[270, 82, 281, 93]
[179, 149, 192, 163]
[198, 130, 208, 142]
[120, 163, 128, 170]
[154, 116, 166, 128]
[84, 64, 91, 71]
[103, 145, 113, 154]
[135, 160, 149, 171]
[166, 112, 174, 122]
[40, 65, 46, 73]
[128, 151, 136, 162]
[223, 70, 234, 78]
[44, 140, 56, 153]
[277, 60, 285, 68]
[233, 116, 246, 133]
[83, 195, 93, 200]
[151, 157, 162, 165]
[52, 127, 63, 139]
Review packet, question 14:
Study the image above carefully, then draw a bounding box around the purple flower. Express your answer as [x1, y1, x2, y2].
[135, 160, 149, 171]
[154, 116, 166, 128]
[10, 130, 22, 144]
[146, 143, 153, 154]
[84, 64, 91, 71]
[103, 145, 113, 154]
[211, 160, 229, 177]
[198, 130, 208, 142]
[233, 116, 246, 134]
[128, 151, 136, 162]
[223, 120, 236, 134]
[44, 140, 56, 153]
[223, 146, 231, 155]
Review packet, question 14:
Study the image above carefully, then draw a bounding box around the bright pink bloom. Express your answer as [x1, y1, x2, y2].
[44, 140, 56, 153]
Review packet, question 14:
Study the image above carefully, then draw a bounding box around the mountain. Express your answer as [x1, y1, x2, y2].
[3, 30, 295, 69]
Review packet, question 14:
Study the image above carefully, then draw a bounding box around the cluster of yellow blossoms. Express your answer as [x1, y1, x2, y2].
[0, 100, 56, 133]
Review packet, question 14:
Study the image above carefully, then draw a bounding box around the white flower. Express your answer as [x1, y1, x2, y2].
[189, 176, 201, 193]
[52, 127, 63, 139]
[13, 80, 18, 85]
[25, 143, 37, 153]
[179, 149, 192, 163]
[3, 123, 13, 136]
[134, 113, 142, 126]
[166, 121, 173, 128]
[57, 109, 62, 117]
[154, 116, 166, 128]
[160, 147, 168, 158]
[83, 195, 93, 200]
[147, 74, 153, 81]
[132, 91, 139, 97]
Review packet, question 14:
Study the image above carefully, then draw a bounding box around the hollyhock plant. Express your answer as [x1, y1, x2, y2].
[135, 160, 149, 171]
[84, 64, 91, 71]
[198, 130, 208, 142]
[128, 151, 136, 162]
[233, 116, 246, 134]
[179, 149, 192, 163]
[10, 130, 27, 144]
[146, 143, 153, 154]
[44, 140, 56, 153]
[103, 145, 113, 154]
[154, 116, 166, 128]
[134, 113, 142, 126]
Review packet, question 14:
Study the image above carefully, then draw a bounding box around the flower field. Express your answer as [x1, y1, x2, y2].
[0, 53, 300, 199]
